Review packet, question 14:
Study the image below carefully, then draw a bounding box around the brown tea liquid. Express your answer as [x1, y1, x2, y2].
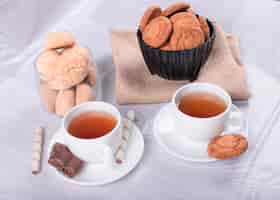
[178, 92, 227, 118]
[68, 111, 117, 139]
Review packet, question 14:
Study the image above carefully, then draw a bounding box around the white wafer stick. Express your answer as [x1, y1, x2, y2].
[32, 161, 40, 172]
[115, 110, 135, 164]
[32, 152, 41, 160]
[32, 127, 44, 174]
[123, 118, 133, 129]
[122, 129, 131, 141]
[127, 110, 135, 121]
[120, 139, 129, 150]
[116, 138, 127, 164]
[33, 134, 42, 142]
[33, 143, 42, 152]
[115, 147, 125, 164]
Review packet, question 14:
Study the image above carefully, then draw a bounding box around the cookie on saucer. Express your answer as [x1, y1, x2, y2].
[208, 134, 248, 160]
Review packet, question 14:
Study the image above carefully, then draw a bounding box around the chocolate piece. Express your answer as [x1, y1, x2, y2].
[48, 143, 72, 170]
[48, 143, 84, 177]
[63, 157, 84, 177]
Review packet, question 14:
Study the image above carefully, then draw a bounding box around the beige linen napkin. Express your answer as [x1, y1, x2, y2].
[111, 23, 250, 104]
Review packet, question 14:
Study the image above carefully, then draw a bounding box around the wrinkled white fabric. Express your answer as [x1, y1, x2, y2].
[1, 0, 280, 199]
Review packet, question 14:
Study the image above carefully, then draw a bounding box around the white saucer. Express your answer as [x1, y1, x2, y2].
[48, 123, 144, 186]
[153, 103, 248, 162]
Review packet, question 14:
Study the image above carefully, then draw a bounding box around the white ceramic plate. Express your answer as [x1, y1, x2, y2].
[48, 123, 144, 186]
[153, 103, 248, 162]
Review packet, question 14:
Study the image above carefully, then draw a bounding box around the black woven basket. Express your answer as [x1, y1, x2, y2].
[137, 18, 216, 81]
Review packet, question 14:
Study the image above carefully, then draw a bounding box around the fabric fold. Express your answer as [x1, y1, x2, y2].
[111, 23, 250, 104]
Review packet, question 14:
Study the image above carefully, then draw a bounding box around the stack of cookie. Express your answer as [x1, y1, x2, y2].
[36, 32, 97, 116]
[137, 2, 216, 81]
[140, 3, 209, 50]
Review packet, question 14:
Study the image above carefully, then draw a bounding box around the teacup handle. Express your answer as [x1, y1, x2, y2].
[225, 106, 243, 132]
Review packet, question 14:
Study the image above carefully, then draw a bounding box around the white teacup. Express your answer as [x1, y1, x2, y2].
[170, 83, 238, 142]
[62, 101, 122, 166]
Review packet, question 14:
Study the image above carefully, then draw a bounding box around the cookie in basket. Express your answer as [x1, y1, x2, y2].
[139, 6, 162, 32]
[137, 2, 215, 80]
[142, 16, 172, 48]
[162, 2, 190, 17]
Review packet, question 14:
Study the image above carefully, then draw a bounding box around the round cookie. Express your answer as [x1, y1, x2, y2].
[186, 7, 196, 14]
[143, 16, 172, 48]
[160, 29, 203, 51]
[208, 134, 248, 160]
[45, 32, 75, 50]
[139, 6, 162, 32]
[160, 41, 173, 51]
[161, 12, 205, 50]
[198, 16, 210, 39]
[162, 2, 190, 17]
[170, 19, 205, 50]
[170, 12, 200, 28]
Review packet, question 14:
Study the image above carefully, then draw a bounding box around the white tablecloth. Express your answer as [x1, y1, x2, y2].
[1, 0, 280, 199]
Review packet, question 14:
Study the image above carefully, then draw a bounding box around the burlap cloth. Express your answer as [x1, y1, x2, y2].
[111, 23, 250, 104]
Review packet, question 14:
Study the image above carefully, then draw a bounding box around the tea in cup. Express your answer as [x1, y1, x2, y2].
[171, 83, 234, 141]
[62, 101, 122, 165]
